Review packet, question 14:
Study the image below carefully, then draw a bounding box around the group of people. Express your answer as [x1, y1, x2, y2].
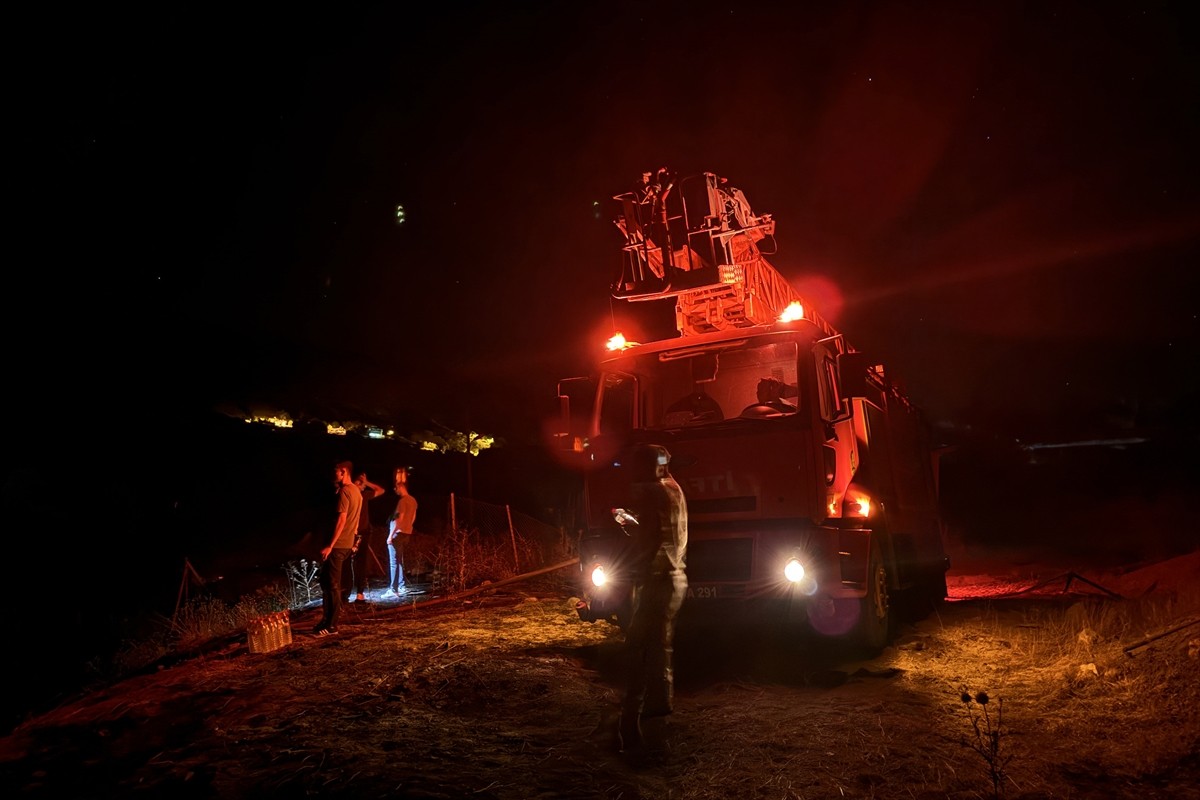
[311, 446, 690, 763]
[312, 462, 419, 637]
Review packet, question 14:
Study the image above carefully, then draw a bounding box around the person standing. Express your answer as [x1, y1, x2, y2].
[648, 166, 675, 271]
[618, 443, 688, 756]
[384, 472, 418, 599]
[314, 460, 362, 636]
[349, 471, 387, 602]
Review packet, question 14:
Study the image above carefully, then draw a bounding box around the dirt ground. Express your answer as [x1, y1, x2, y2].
[2, 550, 1199, 800]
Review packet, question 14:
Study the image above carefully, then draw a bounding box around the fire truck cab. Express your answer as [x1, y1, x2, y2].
[558, 170, 948, 651]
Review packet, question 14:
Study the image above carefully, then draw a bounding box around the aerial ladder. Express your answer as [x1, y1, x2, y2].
[612, 170, 839, 340]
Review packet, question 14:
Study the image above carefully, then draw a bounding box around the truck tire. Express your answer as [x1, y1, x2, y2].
[856, 539, 891, 652]
[808, 538, 892, 652]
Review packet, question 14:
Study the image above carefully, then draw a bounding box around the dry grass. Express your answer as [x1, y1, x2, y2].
[108, 527, 556, 681]
[893, 575, 1200, 798]
[110, 582, 294, 676]
[4, 556, 1199, 799]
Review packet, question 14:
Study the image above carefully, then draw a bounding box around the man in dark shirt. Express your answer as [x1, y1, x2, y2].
[619, 443, 688, 755]
[314, 460, 362, 636]
[349, 472, 386, 602]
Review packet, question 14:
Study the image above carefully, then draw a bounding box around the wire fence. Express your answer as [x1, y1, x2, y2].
[450, 493, 573, 563]
[276, 495, 578, 602]
[413, 494, 575, 592]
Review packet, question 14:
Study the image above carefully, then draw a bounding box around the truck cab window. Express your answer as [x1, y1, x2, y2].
[815, 346, 842, 422]
[598, 372, 636, 437]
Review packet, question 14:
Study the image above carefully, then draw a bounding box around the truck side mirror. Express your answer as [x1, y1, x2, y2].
[837, 352, 882, 402]
[556, 376, 595, 449]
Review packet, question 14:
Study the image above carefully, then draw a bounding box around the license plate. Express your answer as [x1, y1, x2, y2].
[687, 584, 719, 599]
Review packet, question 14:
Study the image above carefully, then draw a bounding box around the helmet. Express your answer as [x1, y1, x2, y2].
[631, 444, 671, 480]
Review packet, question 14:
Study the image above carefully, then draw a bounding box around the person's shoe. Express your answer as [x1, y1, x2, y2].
[354, 593, 366, 602]
[641, 715, 669, 756]
[381, 589, 401, 600]
[642, 702, 673, 719]
[618, 711, 643, 755]
[312, 625, 338, 637]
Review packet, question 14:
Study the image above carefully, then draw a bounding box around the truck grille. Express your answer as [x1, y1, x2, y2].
[688, 496, 757, 514]
[687, 537, 753, 582]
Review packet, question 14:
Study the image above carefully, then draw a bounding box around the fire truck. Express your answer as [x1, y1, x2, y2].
[557, 169, 949, 650]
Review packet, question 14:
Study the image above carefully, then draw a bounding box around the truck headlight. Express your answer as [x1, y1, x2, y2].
[784, 558, 805, 583]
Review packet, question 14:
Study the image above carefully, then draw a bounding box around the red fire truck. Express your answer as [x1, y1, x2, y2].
[557, 169, 948, 650]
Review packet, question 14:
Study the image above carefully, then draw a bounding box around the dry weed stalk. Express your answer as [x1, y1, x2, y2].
[959, 689, 1012, 799]
[285, 559, 321, 607]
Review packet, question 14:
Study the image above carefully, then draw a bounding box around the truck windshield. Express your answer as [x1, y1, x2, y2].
[598, 340, 801, 432]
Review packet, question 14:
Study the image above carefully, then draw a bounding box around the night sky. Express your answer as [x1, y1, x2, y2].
[13, 1, 1200, 445]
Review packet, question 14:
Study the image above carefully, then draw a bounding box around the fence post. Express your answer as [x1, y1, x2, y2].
[174, 558, 205, 624]
[506, 504, 519, 571]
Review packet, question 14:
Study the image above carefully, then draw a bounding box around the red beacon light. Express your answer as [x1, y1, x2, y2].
[778, 301, 805, 323]
[606, 332, 640, 351]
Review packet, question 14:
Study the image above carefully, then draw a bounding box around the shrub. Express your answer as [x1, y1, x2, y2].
[284, 559, 322, 608]
[111, 582, 293, 676]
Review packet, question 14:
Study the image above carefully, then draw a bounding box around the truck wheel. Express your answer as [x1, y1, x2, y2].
[807, 539, 891, 651]
[856, 539, 891, 652]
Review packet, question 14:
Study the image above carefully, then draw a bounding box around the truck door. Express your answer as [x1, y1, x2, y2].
[815, 340, 857, 513]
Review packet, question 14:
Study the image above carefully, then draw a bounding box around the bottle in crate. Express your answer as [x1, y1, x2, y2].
[248, 616, 264, 654]
[271, 613, 285, 651]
